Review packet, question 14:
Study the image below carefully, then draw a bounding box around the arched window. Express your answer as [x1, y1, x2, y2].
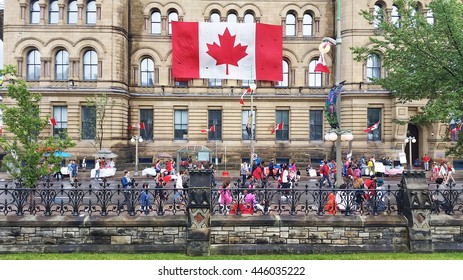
[373, 4, 384, 28]
[49, 0, 59, 24]
[285, 13, 296, 36]
[302, 13, 313, 36]
[366, 54, 381, 80]
[244, 13, 254, 23]
[309, 59, 322, 87]
[426, 10, 434, 25]
[83, 50, 98, 80]
[140, 57, 155, 86]
[55, 50, 69, 80]
[86, 0, 97, 24]
[168, 11, 178, 35]
[151, 11, 161, 34]
[210, 12, 220, 23]
[391, 5, 401, 27]
[68, 0, 78, 24]
[27, 49, 41, 81]
[227, 13, 237, 23]
[277, 60, 289, 87]
[30, 0, 40, 24]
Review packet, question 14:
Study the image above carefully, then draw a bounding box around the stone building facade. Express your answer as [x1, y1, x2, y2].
[0, 0, 451, 168]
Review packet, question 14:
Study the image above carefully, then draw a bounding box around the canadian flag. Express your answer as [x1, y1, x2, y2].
[240, 87, 252, 105]
[314, 41, 331, 74]
[49, 117, 57, 126]
[364, 122, 380, 133]
[271, 122, 284, 134]
[139, 122, 145, 130]
[172, 22, 282, 81]
[201, 125, 215, 133]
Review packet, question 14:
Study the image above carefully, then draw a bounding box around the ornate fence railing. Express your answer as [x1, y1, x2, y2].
[0, 179, 461, 217]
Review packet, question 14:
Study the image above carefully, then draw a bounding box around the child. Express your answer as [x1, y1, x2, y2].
[139, 182, 152, 211]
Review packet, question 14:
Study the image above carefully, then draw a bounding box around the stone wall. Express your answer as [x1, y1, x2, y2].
[1, 214, 463, 254]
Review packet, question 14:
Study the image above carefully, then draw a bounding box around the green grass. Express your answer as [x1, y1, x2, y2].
[1, 252, 463, 260]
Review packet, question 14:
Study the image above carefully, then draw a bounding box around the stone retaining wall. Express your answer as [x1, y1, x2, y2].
[1, 214, 463, 254]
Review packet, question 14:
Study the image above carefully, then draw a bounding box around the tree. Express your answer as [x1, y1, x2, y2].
[352, 0, 463, 156]
[0, 66, 75, 187]
[85, 93, 115, 151]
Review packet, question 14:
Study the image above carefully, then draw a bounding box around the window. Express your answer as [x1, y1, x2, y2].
[367, 108, 381, 141]
[277, 60, 289, 87]
[68, 0, 78, 24]
[242, 110, 255, 140]
[366, 54, 381, 80]
[208, 79, 222, 87]
[174, 79, 188, 87]
[30, 0, 40, 24]
[276, 110, 289, 141]
[208, 110, 222, 140]
[210, 12, 220, 23]
[174, 109, 188, 140]
[139, 109, 153, 141]
[308, 59, 322, 87]
[151, 11, 161, 34]
[55, 50, 69, 80]
[391, 5, 401, 27]
[83, 50, 98, 80]
[302, 13, 313, 36]
[227, 13, 237, 23]
[244, 13, 254, 23]
[49, 0, 59, 24]
[26, 49, 41, 81]
[81, 106, 96, 140]
[285, 13, 296, 36]
[53, 106, 68, 138]
[426, 10, 434, 25]
[373, 4, 384, 28]
[140, 57, 154, 86]
[310, 110, 323, 141]
[168, 11, 178, 35]
[86, 0, 97, 24]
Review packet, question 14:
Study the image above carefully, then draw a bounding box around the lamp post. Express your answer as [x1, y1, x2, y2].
[131, 135, 143, 176]
[404, 135, 416, 171]
[322, 0, 344, 186]
[249, 82, 257, 168]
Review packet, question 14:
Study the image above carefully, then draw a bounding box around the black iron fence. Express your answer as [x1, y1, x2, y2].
[0, 179, 461, 217]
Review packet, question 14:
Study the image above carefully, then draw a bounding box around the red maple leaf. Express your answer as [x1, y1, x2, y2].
[206, 28, 248, 75]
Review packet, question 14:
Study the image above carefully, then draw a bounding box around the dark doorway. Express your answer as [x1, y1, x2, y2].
[405, 124, 419, 167]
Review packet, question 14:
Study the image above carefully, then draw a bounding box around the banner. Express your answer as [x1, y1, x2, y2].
[172, 22, 282, 81]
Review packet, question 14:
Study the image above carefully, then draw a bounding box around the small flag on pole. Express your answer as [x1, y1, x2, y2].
[49, 117, 57, 126]
[201, 125, 215, 133]
[128, 125, 133, 130]
[240, 87, 252, 105]
[364, 122, 380, 133]
[271, 122, 284, 134]
[139, 122, 145, 130]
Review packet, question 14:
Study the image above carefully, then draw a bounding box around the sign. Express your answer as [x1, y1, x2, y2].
[197, 151, 209, 161]
[399, 152, 407, 164]
[374, 162, 385, 173]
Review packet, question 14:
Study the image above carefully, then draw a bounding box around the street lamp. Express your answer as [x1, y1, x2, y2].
[404, 135, 416, 171]
[249, 82, 257, 168]
[322, 0, 345, 186]
[131, 135, 143, 176]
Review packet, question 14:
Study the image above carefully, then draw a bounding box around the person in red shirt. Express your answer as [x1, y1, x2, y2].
[252, 163, 263, 187]
[422, 154, 431, 171]
[319, 160, 332, 188]
[166, 160, 173, 175]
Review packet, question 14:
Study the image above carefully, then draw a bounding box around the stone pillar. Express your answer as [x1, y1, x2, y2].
[400, 171, 433, 253]
[186, 169, 212, 256]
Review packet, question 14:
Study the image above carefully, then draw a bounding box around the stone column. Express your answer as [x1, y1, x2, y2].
[186, 169, 212, 256]
[400, 171, 433, 253]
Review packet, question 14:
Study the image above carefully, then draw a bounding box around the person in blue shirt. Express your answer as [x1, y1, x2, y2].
[139, 182, 152, 212]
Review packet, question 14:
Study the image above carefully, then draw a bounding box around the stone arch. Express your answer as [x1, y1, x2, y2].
[301, 4, 322, 19]
[14, 37, 46, 57]
[240, 4, 262, 19]
[203, 3, 226, 20]
[131, 48, 163, 65]
[162, 2, 184, 16]
[74, 37, 106, 58]
[142, 2, 163, 16]
[44, 38, 74, 56]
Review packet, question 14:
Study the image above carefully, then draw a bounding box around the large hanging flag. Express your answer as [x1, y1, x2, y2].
[364, 122, 380, 133]
[324, 81, 345, 129]
[172, 22, 282, 81]
[240, 87, 252, 105]
[271, 122, 284, 134]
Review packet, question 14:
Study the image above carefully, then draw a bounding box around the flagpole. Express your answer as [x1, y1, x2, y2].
[250, 82, 257, 169]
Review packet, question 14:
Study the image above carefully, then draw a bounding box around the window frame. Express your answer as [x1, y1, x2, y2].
[302, 13, 313, 36]
[208, 110, 222, 141]
[275, 110, 289, 141]
[26, 49, 41, 81]
[310, 110, 323, 141]
[49, 0, 59, 24]
[168, 11, 178, 35]
[53, 106, 68, 139]
[55, 50, 69, 81]
[139, 109, 154, 141]
[83, 50, 98, 80]
[30, 0, 40, 24]
[174, 109, 188, 141]
[277, 60, 289, 87]
[86, 0, 97, 25]
[67, 0, 78, 24]
[285, 13, 296, 36]
[151, 11, 161, 34]
[242, 110, 255, 141]
[366, 53, 381, 81]
[140, 57, 155, 86]
[81, 106, 96, 140]
[308, 59, 323, 87]
[367, 108, 382, 141]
